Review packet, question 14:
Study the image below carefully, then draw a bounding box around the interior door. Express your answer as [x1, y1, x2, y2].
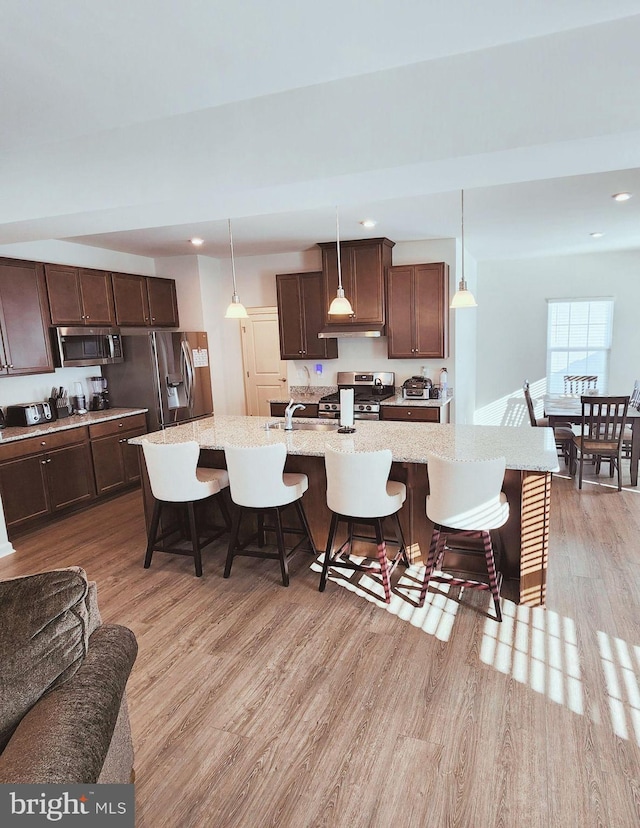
[240, 307, 288, 416]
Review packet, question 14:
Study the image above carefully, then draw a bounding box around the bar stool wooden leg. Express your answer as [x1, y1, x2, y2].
[483, 530, 502, 622]
[418, 525, 441, 607]
[224, 506, 243, 579]
[320, 512, 340, 592]
[144, 500, 162, 569]
[187, 502, 203, 577]
[273, 507, 289, 587]
[293, 499, 318, 555]
[374, 518, 392, 604]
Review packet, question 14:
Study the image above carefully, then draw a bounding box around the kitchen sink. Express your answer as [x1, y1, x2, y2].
[267, 421, 339, 431]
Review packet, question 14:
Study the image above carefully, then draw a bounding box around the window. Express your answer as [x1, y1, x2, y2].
[546, 298, 614, 395]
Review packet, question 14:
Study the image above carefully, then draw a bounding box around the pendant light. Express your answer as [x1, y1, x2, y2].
[450, 189, 478, 309]
[224, 218, 248, 319]
[328, 206, 354, 315]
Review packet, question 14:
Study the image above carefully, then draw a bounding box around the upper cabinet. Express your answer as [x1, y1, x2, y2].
[0, 258, 55, 376]
[276, 271, 338, 359]
[319, 238, 394, 328]
[386, 262, 449, 359]
[45, 264, 115, 326]
[111, 273, 178, 328]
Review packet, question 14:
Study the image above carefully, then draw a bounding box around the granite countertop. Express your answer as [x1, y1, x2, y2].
[129, 414, 559, 472]
[0, 408, 148, 444]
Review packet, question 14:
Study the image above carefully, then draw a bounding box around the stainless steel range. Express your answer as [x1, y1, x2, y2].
[319, 372, 396, 420]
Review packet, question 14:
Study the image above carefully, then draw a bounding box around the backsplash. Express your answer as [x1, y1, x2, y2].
[0, 367, 104, 409]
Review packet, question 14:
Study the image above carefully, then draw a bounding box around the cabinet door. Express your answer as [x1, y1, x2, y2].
[386, 266, 415, 358]
[0, 259, 55, 375]
[122, 427, 146, 483]
[147, 277, 179, 327]
[413, 263, 449, 358]
[276, 274, 304, 358]
[46, 443, 95, 511]
[112, 272, 150, 326]
[79, 269, 115, 325]
[300, 272, 337, 358]
[45, 264, 84, 324]
[91, 433, 126, 495]
[0, 455, 49, 528]
[350, 244, 386, 324]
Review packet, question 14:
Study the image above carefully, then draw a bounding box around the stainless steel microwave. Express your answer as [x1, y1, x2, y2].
[51, 326, 124, 367]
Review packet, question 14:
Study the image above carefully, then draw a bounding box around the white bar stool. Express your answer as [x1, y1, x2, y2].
[223, 442, 317, 586]
[419, 454, 509, 622]
[141, 440, 231, 577]
[321, 445, 408, 604]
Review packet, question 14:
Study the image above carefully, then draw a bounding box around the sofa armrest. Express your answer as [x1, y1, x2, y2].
[0, 624, 137, 784]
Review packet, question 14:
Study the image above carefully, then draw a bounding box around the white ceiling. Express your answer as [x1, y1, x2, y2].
[2, 0, 640, 262]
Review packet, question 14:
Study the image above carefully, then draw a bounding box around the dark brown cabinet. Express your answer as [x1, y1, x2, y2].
[319, 238, 394, 329]
[0, 429, 95, 531]
[380, 405, 446, 423]
[276, 272, 337, 359]
[0, 258, 54, 377]
[270, 402, 319, 418]
[386, 262, 449, 359]
[90, 413, 147, 495]
[45, 264, 115, 326]
[111, 273, 179, 327]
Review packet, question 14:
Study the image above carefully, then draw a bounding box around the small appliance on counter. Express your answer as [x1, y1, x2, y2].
[0, 407, 5, 429]
[5, 402, 54, 427]
[89, 376, 109, 410]
[402, 376, 433, 399]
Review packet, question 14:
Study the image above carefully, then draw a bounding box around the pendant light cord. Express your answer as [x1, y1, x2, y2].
[228, 218, 238, 295]
[461, 189, 466, 288]
[336, 206, 343, 290]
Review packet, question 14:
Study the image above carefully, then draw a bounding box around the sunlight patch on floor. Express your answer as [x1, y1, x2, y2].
[309, 557, 458, 641]
[480, 601, 584, 716]
[597, 631, 640, 745]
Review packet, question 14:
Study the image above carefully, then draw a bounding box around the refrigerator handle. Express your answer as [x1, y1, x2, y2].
[181, 339, 194, 409]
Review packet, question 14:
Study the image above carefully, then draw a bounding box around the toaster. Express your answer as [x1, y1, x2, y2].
[401, 377, 432, 399]
[5, 402, 55, 427]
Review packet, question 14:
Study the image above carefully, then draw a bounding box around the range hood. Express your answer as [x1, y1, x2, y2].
[318, 323, 385, 339]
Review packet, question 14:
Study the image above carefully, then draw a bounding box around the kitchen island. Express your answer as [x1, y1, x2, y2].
[131, 415, 559, 607]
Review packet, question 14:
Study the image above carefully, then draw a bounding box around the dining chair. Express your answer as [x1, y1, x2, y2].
[571, 396, 630, 491]
[563, 374, 598, 396]
[622, 380, 639, 459]
[523, 380, 573, 465]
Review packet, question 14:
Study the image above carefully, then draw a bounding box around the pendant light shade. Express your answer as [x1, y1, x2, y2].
[328, 206, 354, 316]
[224, 218, 248, 319]
[450, 189, 477, 309]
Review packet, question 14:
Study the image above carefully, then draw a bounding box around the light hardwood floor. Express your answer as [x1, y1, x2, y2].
[2, 463, 640, 827]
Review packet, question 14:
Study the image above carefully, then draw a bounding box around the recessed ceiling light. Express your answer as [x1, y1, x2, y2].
[190, 237, 204, 246]
[612, 192, 632, 201]
[590, 232, 605, 238]
[360, 219, 377, 228]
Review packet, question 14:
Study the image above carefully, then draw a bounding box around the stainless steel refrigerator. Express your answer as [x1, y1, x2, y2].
[104, 331, 213, 431]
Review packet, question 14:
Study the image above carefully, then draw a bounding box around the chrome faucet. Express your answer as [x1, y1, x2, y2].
[284, 398, 306, 430]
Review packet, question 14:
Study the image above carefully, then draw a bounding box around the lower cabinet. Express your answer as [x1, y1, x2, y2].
[380, 405, 445, 423]
[0, 429, 95, 531]
[0, 413, 148, 536]
[90, 414, 147, 495]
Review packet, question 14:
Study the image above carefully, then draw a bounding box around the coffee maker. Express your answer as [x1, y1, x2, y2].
[89, 376, 109, 410]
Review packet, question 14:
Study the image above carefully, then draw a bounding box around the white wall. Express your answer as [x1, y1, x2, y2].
[474, 249, 640, 426]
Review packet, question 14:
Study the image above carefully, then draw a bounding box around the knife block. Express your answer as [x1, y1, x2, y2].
[48, 398, 71, 419]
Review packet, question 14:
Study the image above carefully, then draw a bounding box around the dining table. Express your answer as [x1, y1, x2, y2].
[544, 396, 640, 486]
